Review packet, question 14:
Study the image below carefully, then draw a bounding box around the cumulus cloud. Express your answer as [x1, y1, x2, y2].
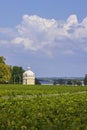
[16, 15, 59, 51]
[0, 14, 87, 56]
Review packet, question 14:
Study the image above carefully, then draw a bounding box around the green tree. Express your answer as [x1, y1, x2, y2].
[67, 80, 72, 85]
[35, 78, 41, 85]
[11, 66, 24, 84]
[0, 56, 6, 64]
[0, 63, 11, 83]
[84, 74, 87, 85]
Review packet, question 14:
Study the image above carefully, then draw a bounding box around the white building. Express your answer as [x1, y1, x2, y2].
[23, 67, 35, 85]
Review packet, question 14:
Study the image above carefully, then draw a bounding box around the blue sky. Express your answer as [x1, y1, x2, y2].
[0, 0, 87, 77]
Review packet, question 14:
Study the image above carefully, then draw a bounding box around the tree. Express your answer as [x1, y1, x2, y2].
[0, 56, 6, 64]
[58, 79, 65, 85]
[67, 80, 73, 85]
[0, 63, 11, 83]
[35, 78, 41, 85]
[84, 74, 87, 85]
[11, 66, 24, 84]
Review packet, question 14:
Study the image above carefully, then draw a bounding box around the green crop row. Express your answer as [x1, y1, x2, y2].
[0, 84, 87, 97]
[0, 92, 87, 130]
[0, 85, 87, 129]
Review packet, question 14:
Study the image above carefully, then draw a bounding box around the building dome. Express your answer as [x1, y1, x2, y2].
[23, 67, 35, 85]
[23, 67, 35, 77]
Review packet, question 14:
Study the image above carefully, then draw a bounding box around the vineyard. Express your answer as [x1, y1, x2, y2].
[0, 84, 87, 130]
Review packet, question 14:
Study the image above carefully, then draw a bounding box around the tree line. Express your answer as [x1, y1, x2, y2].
[0, 56, 41, 84]
[0, 56, 24, 84]
[0, 56, 87, 85]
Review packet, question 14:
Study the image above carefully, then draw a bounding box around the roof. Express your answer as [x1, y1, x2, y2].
[23, 67, 35, 77]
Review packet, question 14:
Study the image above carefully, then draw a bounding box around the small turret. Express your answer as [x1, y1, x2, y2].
[23, 67, 35, 85]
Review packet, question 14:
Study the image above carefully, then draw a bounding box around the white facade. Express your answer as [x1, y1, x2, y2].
[23, 67, 35, 85]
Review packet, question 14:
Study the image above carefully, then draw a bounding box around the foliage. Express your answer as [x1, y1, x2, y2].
[11, 66, 25, 84]
[0, 56, 6, 64]
[0, 63, 11, 83]
[0, 85, 87, 130]
[84, 74, 87, 85]
[0, 56, 25, 84]
[35, 78, 41, 85]
[0, 84, 87, 97]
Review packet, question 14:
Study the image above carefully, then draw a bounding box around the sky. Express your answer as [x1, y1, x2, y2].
[0, 0, 87, 77]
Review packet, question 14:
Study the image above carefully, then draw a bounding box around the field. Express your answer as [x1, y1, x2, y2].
[0, 84, 87, 130]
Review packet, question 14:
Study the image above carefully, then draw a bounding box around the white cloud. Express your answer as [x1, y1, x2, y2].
[16, 14, 58, 51]
[65, 15, 78, 29]
[11, 37, 23, 44]
[1, 14, 87, 55]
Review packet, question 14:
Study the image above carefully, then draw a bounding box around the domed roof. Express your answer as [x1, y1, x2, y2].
[23, 67, 35, 77]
